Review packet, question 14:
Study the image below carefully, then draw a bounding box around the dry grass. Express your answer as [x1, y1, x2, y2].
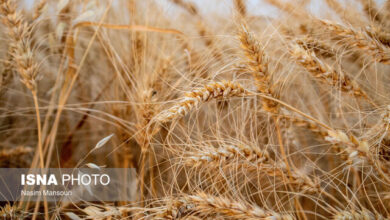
[1, 0, 390, 219]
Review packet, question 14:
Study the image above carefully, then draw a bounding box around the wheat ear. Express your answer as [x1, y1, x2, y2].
[0, 0, 45, 169]
[157, 81, 252, 122]
[0, 146, 33, 160]
[280, 115, 328, 138]
[183, 144, 322, 194]
[0, 0, 38, 92]
[0, 1, 47, 219]
[171, 0, 198, 16]
[295, 37, 335, 58]
[0, 55, 13, 97]
[320, 19, 390, 64]
[239, 25, 278, 113]
[182, 192, 294, 220]
[185, 144, 269, 167]
[333, 209, 384, 220]
[33, 0, 47, 20]
[290, 43, 375, 104]
[234, 0, 246, 18]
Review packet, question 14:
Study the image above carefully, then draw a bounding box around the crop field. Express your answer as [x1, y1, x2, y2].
[1, 0, 390, 219]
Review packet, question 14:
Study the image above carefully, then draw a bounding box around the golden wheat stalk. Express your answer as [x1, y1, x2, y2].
[170, 0, 198, 16]
[0, 55, 13, 97]
[234, 0, 246, 18]
[183, 144, 322, 194]
[157, 81, 252, 122]
[295, 37, 335, 58]
[320, 19, 390, 64]
[0, 1, 48, 219]
[258, 163, 322, 194]
[182, 192, 294, 220]
[333, 209, 384, 220]
[33, 0, 47, 20]
[0, 0, 45, 170]
[280, 115, 328, 138]
[185, 144, 269, 167]
[239, 25, 279, 113]
[0, 0, 38, 92]
[325, 130, 373, 169]
[239, 26, 270, 93]
[290, 43, 377, 106]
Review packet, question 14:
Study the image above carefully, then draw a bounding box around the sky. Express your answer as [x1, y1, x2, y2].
[22, 0, 388, 19]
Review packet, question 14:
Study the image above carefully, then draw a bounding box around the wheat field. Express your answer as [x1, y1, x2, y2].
[1, 0, 390, 219]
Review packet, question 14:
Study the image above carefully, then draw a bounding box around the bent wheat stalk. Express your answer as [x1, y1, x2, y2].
[157, 81, 252, 122]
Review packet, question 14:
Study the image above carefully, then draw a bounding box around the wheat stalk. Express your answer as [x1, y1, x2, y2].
[182, 192, 294, 220]
[234, 0, 246, 18]
[0, 0, 44, 168]
[295, 37, 335, 58]
[157, 81, 252, 122]
[183, 144, 322, 194]
[280, 115, 328, 138]
[325, 130, 370, 160]
[320, 19, 390, 63]
[333, 209, 384, 220]
[0, 0, 38, 92]
[0, 1, 48, 219]
[239, 25, 279, 113]
[290, 43, 375, 104]
[33, 0, 47, 20]
[0, 55, 13, 97]
[185, 144, 270, 167]
[171, 0, 198, 16]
